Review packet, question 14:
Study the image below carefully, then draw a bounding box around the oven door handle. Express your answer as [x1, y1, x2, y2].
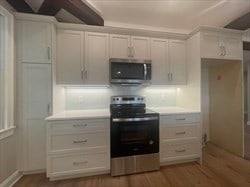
[112, 116, 158, 122]
[143, 63, 147, 80]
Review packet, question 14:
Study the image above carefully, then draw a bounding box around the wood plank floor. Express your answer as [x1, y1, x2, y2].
[14, 143, 250, 187]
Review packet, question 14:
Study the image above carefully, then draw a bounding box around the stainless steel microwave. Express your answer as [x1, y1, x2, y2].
[110, 58, 152, 85]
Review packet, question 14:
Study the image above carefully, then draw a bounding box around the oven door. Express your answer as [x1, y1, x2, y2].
[111, 115, 159, 158]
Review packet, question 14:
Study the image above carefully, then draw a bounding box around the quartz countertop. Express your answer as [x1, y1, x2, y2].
[149, 107, 200, 115]
[46, 109, 110, 121]
[46, 107, 200, 121]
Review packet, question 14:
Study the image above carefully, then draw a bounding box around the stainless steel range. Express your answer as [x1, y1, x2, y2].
[110, 95, 159, 176]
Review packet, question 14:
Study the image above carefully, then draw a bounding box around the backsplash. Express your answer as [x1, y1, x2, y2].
[65, 86, 177, 110]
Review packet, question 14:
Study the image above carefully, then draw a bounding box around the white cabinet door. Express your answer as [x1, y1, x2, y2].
[150, 38, 169, 85]
[169, 40, 187, 85]
[223, 35, 242, 60]
[18, 21, 52, 63]
[85, 32, 109, 85]
[110, 34, 130, 58]
[22, 63, 52, 171]
[201, 32, 220, 59]
[56, 30, 84, 84]
[131, 36, 150, 59]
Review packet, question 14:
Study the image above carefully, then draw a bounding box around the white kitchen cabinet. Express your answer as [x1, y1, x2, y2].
[110, 34, 150, 59]
[169, 40, 187, 84]
[109, 34, 131, 58]
[17, 20, 52, 63]
[84, 32, 109, 85]
[150, 38, 187, 85]
[46, 118, 110, 181]
[150, 38, 169, 84]
[160, 113, 201, 165]
[21, 63, 52, 171]
[201, 31, 242, 60]
[56, 30, 84, 84]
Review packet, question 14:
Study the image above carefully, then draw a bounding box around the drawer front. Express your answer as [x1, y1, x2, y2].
[49, 119, 108, 132]
[160, 114, 200, 126]
[161, 139, 199, 160]
[51, 152, 109, 174]
[50, 132, 106, 151]
[161, 125, 199, 140]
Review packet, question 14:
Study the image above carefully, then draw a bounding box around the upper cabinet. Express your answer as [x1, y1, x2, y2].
[110, 34, 150, 59]
[56, 30, 109, 85]
[17, 20, 52, 63]
[84, 32, 109, 85]
[201, 31, 242, 60]
[151, 38, 187, 85]
[57, 30, 84, 84]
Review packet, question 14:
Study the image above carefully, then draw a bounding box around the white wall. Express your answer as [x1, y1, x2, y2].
[65, 86, 178, 110]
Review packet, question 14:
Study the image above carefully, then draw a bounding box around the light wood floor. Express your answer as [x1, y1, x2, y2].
[14, 144, 250, 187]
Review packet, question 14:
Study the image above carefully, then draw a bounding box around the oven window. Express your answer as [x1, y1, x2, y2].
[119, 124, 150, 145]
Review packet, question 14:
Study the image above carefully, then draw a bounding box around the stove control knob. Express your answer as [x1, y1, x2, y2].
[141, 98, 144, 100]
[149, 140, 154, 145]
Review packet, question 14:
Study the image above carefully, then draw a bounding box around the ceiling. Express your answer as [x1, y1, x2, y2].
[11, 0, 250, 33]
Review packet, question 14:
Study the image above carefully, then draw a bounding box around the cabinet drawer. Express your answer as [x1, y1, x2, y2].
[161, 125, 199, 140]
[49, 119, 108, 132]
[50, 152, 109, 174]
[50, 132, 106, 152]
[160, 114, 200, 126]
[161, 139, 199, 160]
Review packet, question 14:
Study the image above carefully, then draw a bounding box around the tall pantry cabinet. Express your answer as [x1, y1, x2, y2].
[16, 16, 54, 172]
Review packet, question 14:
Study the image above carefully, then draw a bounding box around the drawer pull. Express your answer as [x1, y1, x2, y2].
[73, 124, 88, 128]
[175, 149, 186, 153]
[73, 139, 88, 144]
[176, 118, 186, 121]
[176, 131, 186, 135]
[73, 161, 88, 165]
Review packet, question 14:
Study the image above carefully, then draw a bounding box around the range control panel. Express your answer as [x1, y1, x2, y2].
[111, 96, 145, 104]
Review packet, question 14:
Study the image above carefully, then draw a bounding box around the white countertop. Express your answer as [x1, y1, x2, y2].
[149, 107, 200, 115]
[46, 109, 110, 121]
[46, 107, 200, 121]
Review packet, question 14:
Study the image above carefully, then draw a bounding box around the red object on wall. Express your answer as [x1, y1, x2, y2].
[217, 75, 222, 80]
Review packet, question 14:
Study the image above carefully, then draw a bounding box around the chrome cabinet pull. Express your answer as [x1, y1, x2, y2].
[143, 64, 147, 80]
[176, 131, 186, 135]
[73, 124, 88, 128]
[175, 149, 186, 153]
[176, 118, 186, 121]
[73, 139, 88, 144]
[47, 47, 51, 60]
[73, 161, 88, 165]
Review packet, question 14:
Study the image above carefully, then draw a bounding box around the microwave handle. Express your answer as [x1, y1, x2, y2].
[144, 64, 147, 80]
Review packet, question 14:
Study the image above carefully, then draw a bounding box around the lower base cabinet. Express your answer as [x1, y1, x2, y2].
[46, 113, 201, 180]
[46, 118, 110, 181]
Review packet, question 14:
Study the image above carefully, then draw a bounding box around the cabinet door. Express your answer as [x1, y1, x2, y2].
[22, 63, 52, 171]
[18, 21, 52, 63]
[57, 30, 84, 84]
[85, 32, 109, 85]
[169, 40, 187, 85]
[131, 36, 151, 59]
[110, 34, 131, 58]
[150, 38, 169, 85]
[201, 32, 220, 59]
[223, 35, 242, 60]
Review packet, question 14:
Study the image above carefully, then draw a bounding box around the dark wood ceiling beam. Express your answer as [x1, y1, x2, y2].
[6, 0, 34, 13]
[38, 0, 62, 16]
[225, 12, 250, 30]
[61, 0, 104, 26]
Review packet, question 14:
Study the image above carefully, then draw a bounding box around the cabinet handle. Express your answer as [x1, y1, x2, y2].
[175, 149, 186, 153]
[168, 73, 170, 81]
[73, 124, 88, 128]
[131, 47, 135, 57]
[176, 118, 186, 121]
[176, 131, 186, 135]
[47, 47, 51, 60]
[73, 139, 88, 144]
[73, 161, 88, 165]
[170, 73, 173, 81]
[81, 70, 84, 80]
[47, 102, 51, 115]
[127, 47, 131, 57]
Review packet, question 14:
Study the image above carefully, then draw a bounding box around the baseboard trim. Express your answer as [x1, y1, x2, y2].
[22, 169, 46, 175]
[0, 170, 22, 187]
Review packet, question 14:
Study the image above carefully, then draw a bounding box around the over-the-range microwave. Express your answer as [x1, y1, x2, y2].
[110, 58, 152, 85]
